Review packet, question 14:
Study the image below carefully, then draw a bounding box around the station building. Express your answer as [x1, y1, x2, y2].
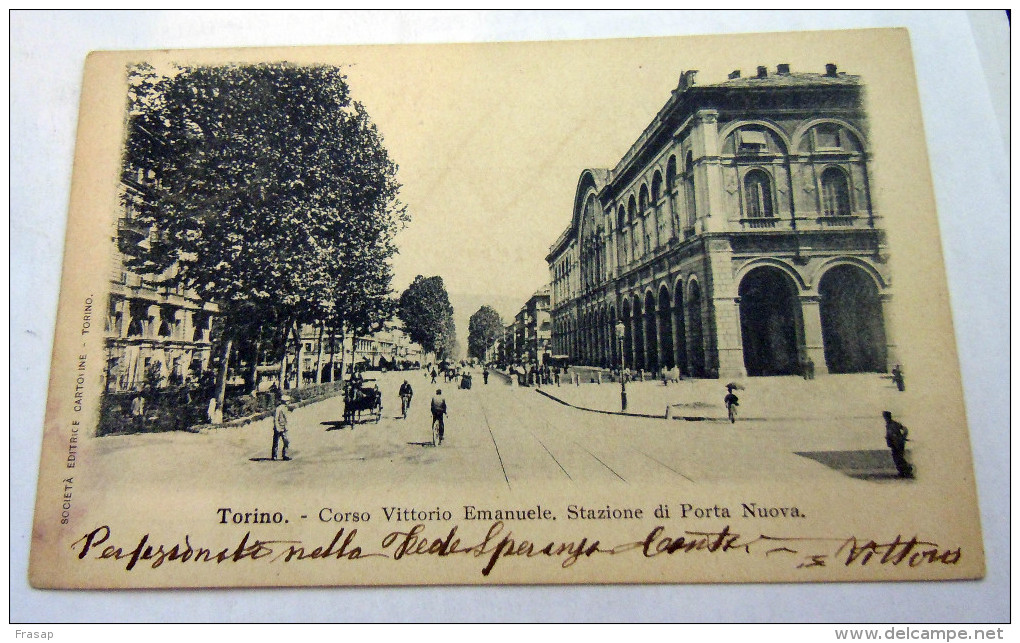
[547, 64, 896, 378]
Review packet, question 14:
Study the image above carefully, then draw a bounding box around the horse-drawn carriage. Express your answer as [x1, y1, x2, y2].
[342, 379, 382, 426]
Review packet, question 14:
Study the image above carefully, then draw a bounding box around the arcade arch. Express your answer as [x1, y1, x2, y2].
[819, 264, 887, 373]
[738, 267, 802, 376]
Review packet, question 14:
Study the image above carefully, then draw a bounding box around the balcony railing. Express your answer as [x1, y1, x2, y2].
[817, 215, 857, 227]
[735, 215, 868, 231]
[740, 217, 778, 229]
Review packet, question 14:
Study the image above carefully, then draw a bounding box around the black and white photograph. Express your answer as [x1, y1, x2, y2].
[13, 10, 1008, 625]
[92, 53, 916, 490]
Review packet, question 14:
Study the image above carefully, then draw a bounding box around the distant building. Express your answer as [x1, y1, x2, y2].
[523, 286, 552, 365]
[277, 320, 425, 389]
[498, 287, 551, 366]
[547, 64, 895, 378]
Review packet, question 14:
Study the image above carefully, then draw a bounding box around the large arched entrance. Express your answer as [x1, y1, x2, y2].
[658, 286, 675, 370]
[819, 265, 887, 373]
[739, 267, 802, 376]
[687, 282, 705, 377]
[644, 291, 658, 372]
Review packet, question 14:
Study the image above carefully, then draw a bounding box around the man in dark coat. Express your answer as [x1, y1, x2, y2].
[399, 380, 413, 418]
[272, 395, 292, 461]
[891, 365, 905, 392]
[884, 411, 913, 478]
[431, 389, 447, 444]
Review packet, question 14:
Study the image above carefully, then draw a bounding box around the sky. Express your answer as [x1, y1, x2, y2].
[325, 35, 894, 352]
[337, 39, 689, 330]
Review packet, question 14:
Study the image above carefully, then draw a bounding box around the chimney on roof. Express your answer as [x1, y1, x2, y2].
[825, 63, 838, 77]
[756, 65, 768, 78]
[678, 69, 698, 90]
[728, 69, 741, 79]
[777, 63, 790, 75]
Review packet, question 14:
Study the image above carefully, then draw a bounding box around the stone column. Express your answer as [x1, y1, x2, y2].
[174, 309, 187, 340]
[799, 295, 829, 375]
[585, 316, 592, 365]
[654, 305, 665, 372]
[146, 304, 161, 339]
[651, 207, 660, 251]
[628, 308, 636, 373]
[672, 302, 685, 375]
[648, 303, 659, 372]
[597, 314, 605, 367]
[695, 109, 728, 235]
[880, 293, 899, 370]
[182, 310, 194, 343]
[714, 296, 746, 379]
[119, 299, 131, 339]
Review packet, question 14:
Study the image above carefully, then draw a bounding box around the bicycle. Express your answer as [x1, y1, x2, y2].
[431, 413, 444, 446]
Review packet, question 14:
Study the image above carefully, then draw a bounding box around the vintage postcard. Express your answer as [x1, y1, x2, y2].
[30, 28, 984, 588]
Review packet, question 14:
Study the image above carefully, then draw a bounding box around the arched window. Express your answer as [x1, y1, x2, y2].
[639, 184, 653, 251]
[743, 169, 774, 219]
[628, 195, 640, 257]
[821, 167, 852, 217]
[683, 152, 697, 230]
[617, 205, 628, 266]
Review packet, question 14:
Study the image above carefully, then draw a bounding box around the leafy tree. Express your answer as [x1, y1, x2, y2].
[438, 315, 459, 362]
[398, 275, 454, 358]
[467, 305, 503, 361]
[122, 63, 406, 404]
[142, 360, 164, 397]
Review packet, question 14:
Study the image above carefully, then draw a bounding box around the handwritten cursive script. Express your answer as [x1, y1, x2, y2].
[69, 523, 962, 577]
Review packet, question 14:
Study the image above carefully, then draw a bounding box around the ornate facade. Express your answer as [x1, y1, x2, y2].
[547, 64, 896, 378]
[103, 134, 218, 392]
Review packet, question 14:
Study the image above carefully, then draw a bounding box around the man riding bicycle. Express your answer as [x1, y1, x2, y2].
[399, 380, 413, 419]
[430, 389, 447, 445]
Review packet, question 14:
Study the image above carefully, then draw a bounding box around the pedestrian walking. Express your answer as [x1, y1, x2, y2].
[724, 385, 740, 423]
[891, 365, 905, 392]
[883, 411, 913, 478]
[130, 394, 146, 430]
[430, 389, 447, 445]
[483, 367, 489, 385]
[430, 368, 437, 384]
[272, 395, 292, 461]
[399, 380, 414, 419]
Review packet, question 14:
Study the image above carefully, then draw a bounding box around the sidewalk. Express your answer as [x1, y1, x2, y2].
[532, 372, 906, 423]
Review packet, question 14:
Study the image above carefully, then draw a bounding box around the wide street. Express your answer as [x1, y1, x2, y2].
[91, 369, 913, 493]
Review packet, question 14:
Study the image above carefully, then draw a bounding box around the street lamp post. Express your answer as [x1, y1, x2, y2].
[535, 324, 542, 389]
[615, 320, 627, 411]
